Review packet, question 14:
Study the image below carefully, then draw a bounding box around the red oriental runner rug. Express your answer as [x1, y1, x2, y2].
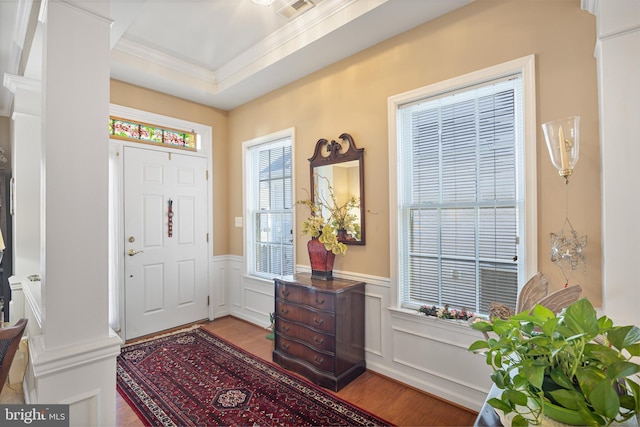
[117, 327, 393, 426]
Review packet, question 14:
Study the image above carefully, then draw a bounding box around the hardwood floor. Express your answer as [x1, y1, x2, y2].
[116, 316, 478, 426]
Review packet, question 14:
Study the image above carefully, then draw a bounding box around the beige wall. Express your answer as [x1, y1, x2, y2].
[228, 1, 602, 305]
[109, 80, 230, 255]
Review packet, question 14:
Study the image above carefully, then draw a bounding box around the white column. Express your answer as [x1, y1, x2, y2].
[40, 0, 113, 348]
[586, 0, 640, 327]
[21, 1, 122, 425]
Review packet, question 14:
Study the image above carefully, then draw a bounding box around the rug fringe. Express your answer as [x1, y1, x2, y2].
[122, 324, 202, 347]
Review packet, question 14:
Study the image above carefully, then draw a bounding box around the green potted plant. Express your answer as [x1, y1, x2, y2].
[469, 298, 640, 426]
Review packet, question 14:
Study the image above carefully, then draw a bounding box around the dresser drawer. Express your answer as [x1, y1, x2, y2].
[276, 283, 336, 311]
[276, 319, 335, 352]
[275, 301, 335, 333]
[276, 336, 335, 373]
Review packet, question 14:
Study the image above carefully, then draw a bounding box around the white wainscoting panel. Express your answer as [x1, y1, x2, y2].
[211, 255, 230, 319]
[233, 276, 273, 327]
[244, 282, 275, 327]
[364, 292, 383, 357]
[62, 389, 99, 427]
[380, 309, 492, 410]
[228, 256, 243, 310]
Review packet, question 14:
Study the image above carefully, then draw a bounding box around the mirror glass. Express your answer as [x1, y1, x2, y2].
[309, 134, 365, 245]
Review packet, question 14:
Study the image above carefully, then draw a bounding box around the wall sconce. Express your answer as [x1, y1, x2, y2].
[542, 116, 586, 285]
[542, 116, 580, 182]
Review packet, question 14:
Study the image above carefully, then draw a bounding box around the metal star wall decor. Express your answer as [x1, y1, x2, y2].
[550, 217, 587, 284]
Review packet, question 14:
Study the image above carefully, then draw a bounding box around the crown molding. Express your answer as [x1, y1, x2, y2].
[3, 73, 40, 94]
[112, 38, 216, 85]
[12, 0, 33, 63]
[113, 0, 366, 96]
[216, 0, 363, 89]
[581, 0, 598, 16]
[0, 0, 36, 117]
[56, 0, 113, 25]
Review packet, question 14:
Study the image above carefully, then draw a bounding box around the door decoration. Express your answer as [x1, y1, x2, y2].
[168, 199, 174, 238]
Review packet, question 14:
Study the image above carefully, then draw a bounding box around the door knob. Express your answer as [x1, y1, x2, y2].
[128, 249, 144, 256]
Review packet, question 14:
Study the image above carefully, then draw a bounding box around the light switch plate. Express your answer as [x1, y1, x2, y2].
[234, 217, 243, 227]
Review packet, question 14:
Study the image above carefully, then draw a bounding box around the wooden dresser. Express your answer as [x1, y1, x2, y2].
[272, 273, 365, 391]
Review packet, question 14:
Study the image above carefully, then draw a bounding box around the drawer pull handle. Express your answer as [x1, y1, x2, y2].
[281, 343, 290, 350]
[313, 318, 324, 326]
[314, 336, 324, 345]
[314, 356, 324, 365]
[281, 290, 290, 297]
[282, 325, 290, 332]
[315, 298, 325, 305]
[281, 308, 289, 315]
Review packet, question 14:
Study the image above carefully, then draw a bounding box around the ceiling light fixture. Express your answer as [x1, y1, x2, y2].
[251, 0, 276, 5]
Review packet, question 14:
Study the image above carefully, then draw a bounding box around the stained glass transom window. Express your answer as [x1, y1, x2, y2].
[109, 116, 197, 151]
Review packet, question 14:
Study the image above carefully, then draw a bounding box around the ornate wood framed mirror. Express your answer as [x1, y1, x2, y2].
[309, 133, 365, 245]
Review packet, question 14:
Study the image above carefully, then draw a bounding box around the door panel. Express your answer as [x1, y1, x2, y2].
[143, 195, 164, 247]
[124, 146, 208, 339]
[177, 196, 196, 244]
[177, 260, 195, 305]
[143, 263, 164, 313]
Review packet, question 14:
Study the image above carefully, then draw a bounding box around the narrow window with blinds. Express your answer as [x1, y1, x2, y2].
[246, 137, 294, 279]
[396, 75, 525, 315]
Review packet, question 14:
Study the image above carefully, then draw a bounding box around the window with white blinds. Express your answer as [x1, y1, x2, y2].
[245, 135, 294, 279]
[394, 73, 527, 315]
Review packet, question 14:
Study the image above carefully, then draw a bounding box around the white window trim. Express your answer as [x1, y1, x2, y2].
[242, 128, 296, 280]
[387, 55, 538, 310]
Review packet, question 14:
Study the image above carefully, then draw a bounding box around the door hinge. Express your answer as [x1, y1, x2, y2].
[206, 170, 209, 180]
[206, 233, 209, 243]
[207, 296, 210, 306]
[168, 152, 172, 160]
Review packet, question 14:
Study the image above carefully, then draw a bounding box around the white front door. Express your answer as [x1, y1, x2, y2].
[124, 146, 209, 339]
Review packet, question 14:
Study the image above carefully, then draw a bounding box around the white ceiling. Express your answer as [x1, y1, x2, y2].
[0, 0, 472, 116]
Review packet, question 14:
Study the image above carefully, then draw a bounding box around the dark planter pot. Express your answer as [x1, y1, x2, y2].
[308, 237, 335, 280]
